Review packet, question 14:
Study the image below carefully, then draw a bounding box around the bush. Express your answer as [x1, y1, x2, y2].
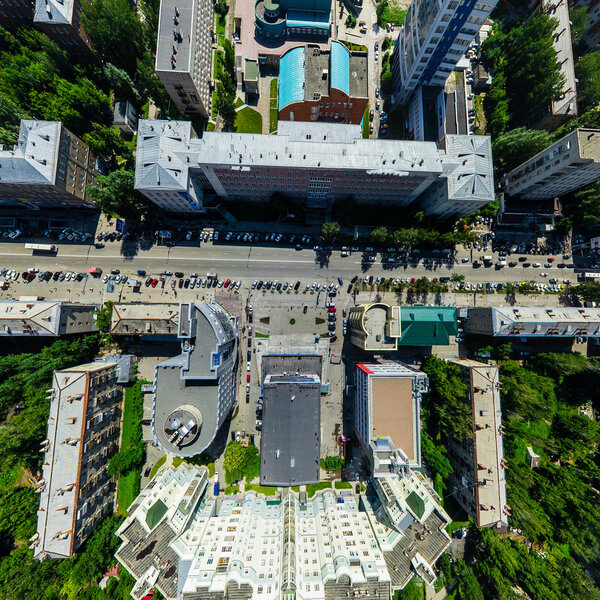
[320, 456, 345, 470]
[345, 14, 356, 28]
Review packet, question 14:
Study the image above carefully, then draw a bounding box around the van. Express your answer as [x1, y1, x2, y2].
[481, 255, 492, 262]
[206, 272, 217, 279]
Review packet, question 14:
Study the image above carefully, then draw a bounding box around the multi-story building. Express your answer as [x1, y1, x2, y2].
[152, 302, 238, 457]
[113, 100, 138, 136]
[0, 300, 98, 336]
[354, 361, 428, 473]
[260, 372, 321, 486]
[115, 463, 450, 599]
[466, 306, 600, 338]
[254, 0, 332, 41]
[278, 43, 368, 125]
[390, 0, 498, 107]
[33, 359, 130, 559]
[502, 128, 600, 200]
[0, 0, 34, 29]
[155, 0, 213, 117]
[135, 119, 494, 218]
[348, 304, 457, 351]
[109, 303, 180, 337]
[578, 0, 600, 48]
[0, 120, 99, 209]
[33, 0, 95, 58]
[445, 359, 508, 528]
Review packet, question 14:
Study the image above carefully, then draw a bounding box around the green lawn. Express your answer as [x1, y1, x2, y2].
[335, 481, 352, 489]
[225, 485, 240, 495]
[149, 456, 166, 480]
[235, 106, 263, 133]
[206, 122, 215, 131]
[216, 13, 225, 36]
[270, 77, 278, 99]
[246, 483, 278, 496]
[270, 99, 278, 133]
[255, 332, 270, 338]
[362, 104, 370, 139]
[306, 481, 332, 498]
[117, 470, 139, 515]
[211, 91, 219, 120]
[214, 50, 224, 80]
[291, 486, 300, 492]
[235, 96, 244, 108]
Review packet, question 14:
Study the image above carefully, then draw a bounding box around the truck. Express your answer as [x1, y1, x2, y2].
[481, 255, 493, 262]
[88, 267, 102, 275]
[213, 481, 220, 496]
[24, 243, 57, 253]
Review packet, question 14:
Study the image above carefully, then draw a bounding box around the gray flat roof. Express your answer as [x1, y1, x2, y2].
[156, 0, 193, 73]
[260, 373, 321, 486]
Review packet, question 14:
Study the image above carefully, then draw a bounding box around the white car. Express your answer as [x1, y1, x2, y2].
[462, 257, 470, 263]
[252, 280, 258, 289]
[246, 361, 251, 372]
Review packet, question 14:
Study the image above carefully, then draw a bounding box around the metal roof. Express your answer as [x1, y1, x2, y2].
[278, 46, 305, 110]
[399, 306, 457, 346]
[330, 41, 350, 96]
[286, 9, 331, 29]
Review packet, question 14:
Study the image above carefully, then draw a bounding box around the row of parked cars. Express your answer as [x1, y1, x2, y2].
[1, 268, 86, 283]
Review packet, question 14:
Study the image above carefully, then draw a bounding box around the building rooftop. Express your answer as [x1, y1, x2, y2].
[110, 303, 180, 336]
[260, 372, 321, 486]
[399, 306, 457, 346]
[490, 306, 600, 336]
[34, 0, 75, 24]
[156, 0, 193, 73]
[0, 300, 62, 335]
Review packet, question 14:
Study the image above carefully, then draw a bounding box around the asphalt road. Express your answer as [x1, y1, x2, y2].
[0, 241, 576, 288]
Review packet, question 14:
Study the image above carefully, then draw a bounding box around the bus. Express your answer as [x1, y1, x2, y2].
[24, 243, 57, 253]
[580, 272, 600, 281]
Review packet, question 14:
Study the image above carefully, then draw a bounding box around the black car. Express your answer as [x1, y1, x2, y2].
[246, 393, 250, 404]
[276, 282, 282, 290]
[257, 280, 263, 289]
[247, 350, 252, 360]
[75, 273, 83, 281]
[266, 281, 272, 289]
[347, 284, 353, 293]
[351, 275, 358, 283]
[178, 278, 184, 288]
[175, 271, 184, 278]
[145, 277, 152, 287]
[184, 278, 190, 288]
[212, 278, 218, 288]
[338, 276, 343, 285]
[294, 281, 301, 290]
[144, 466, 151, 478]
[53, 271, 61, 281]
[94, 242, 105, 249]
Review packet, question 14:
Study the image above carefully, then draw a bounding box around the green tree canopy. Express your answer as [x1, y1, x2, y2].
[321, 221, 340, 240]
[370, 226, 388, 243]
[575, 50, 600, 113]
[86, 169, 145, 217]
[492, 127, 553, 173]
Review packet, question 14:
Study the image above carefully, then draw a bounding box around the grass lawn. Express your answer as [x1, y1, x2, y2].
[334, 481, 352, 489]
[235, 96, 245, 108]
[379, 2, 407, 26]
[474, 95, 487, 134]
[214, 50, 224, 80]
[246, 484, 278, 496]
[291, 486, 300, 492]
[117, 470, 139, 515]
[211, 91, 219, 120]
[270, 100, 278, 133]
[149, 456, 167, 480]
[216, 13, 225, 36]
[235, 106, 262, 133]
[206, 122, 215, 131]
[255, 332, 270, 338]
[362, 104, 370, 138]
[225, 485, 240, 495]
[306, 481, 332, 498]
[270, 77, 278, 99]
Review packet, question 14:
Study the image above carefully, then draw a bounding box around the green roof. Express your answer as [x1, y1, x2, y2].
[399, 306, 457, 346]
[245, 59, 259, 81]
[145, 499, 168, 530]
[406, 491, 426, 519]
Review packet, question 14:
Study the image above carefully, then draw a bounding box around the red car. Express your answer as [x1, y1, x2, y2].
[547, 257, 555, 262]
[224, 278, 231, 288]
[151, 278, 158, 288]
[247, 374, 251, 383]
[327, 307, 336, 313]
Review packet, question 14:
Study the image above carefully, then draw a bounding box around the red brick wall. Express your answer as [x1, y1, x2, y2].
[279, 88, 368, 125]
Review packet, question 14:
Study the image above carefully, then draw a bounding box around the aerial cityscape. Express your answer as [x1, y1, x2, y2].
[0, 0, 599, 599]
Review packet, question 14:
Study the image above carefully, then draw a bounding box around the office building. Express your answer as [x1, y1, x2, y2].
[466, 306, 600, 338]
[135, 119, 494, 218]
[502, 129, 600, 200]
[0, 300, 98, 336]
[34, 0, 95, 58]
[260, 372, 321, 486]
[152, 302, 238, 457]
[278, 42, 368, 125]
[348, 304, 457, 351]
[0, 120, 99, 209]
[0, 0, 34, 30]
[116, 463, 450, 599]
[391, 0, 498, 107]
[445, 359, 508, 528]
[33, 359, 130, 559]
[255, 0, 332, 41]
[155, 0, 213, 117]
[354, 361, 428, 473]
[109, 303, 180, 337]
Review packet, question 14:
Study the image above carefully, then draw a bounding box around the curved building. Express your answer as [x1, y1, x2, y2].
[151, 302, 238, 457]
[254, 0, 331, 40]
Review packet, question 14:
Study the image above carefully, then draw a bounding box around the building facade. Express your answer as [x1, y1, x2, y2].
[34, 0, 95, 58]
[135, 119, 495, 218]
[155, 0, 213, 117]
[391, 0, 498, 106]
[466, 306, 600, 338]
[445, 359, 508, 528]
[152, 302, 238, 457]
[0, 300, 98, 336]
[33, 360, 128, 559]
[354, 361, 428, 473]
[278, 43, 368, 125]
[254, 0, 332, 41]
[115, 463, 450, 599]
[502, 128, 600, 200]
[578, 0, 600, 48]
[0, 0, 34, 29]
[0, 120, 99, 208]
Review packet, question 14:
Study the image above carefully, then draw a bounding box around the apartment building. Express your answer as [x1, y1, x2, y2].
[0, 120, 99, 209]
[155, 0, 213, 117]
[278, 43, 368, 125]
[0, 300, 98, 336]
[109, 303, 180, 337]
[466, 306, 600, 338]
[445, 359, 508, 528]
[34, 0, 95, 58]
[502, 129, 600, 200]
[33, 359, 130, 559]
[135, 119, 494, 218]
[115, 463, 450, 599]
[354, 361, 428, 473]
[152, 302, 238, 457]
[391, 0, 498, 107]
[577, 0, 600, 48]
[0, 0, 34, 29]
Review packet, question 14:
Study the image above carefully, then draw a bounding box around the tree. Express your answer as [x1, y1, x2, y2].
[483, 70, 510, 138]
[572, 280, 600, 303]
[214, 0, 228, 17]
[345, 14, 356, 28]
[216, 82, 236, 130]
[370, 226, 388, 243]
[95, 301, 113, 332]
[450, 273, 465, 282]
[376, 0, 388, 27]
[382, 36, 393, 51]
[107, 445, 144, 476]
[570, 7, 590, 47]
[103, 62, 140, 101]
[321, 221, 340, 240]
[86, 169, 145, 216]
[492, 127, 553, 174]
[82, 123, 133, 167]
[576, 51, 600, 113]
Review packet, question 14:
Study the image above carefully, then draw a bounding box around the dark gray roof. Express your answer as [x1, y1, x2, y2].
[260, 373, 321, 486]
